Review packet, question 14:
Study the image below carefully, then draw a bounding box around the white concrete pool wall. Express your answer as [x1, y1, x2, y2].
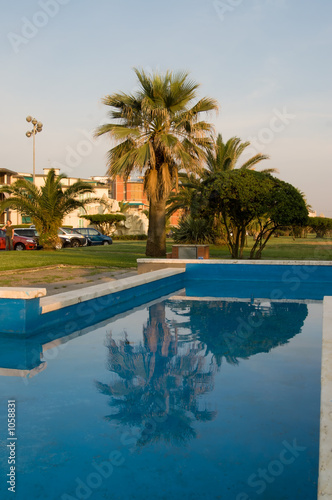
[0, 268, 186, 335]
[319, 295, 332, 500]
[39, 268, 185, 314]
[137, 257, 332, 273]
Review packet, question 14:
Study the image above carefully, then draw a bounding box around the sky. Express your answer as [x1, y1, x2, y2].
[1, 0, 331, 215]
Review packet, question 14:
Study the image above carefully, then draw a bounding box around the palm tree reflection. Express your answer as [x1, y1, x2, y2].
[95, 302, 217, 447]
[96, 299, 308, 447]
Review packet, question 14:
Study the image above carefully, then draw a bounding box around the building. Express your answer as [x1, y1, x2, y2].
[0, 168, 21, 225]
[1, 168, 180, 229]
[1, 168, 109, 228]
[90, 175, 149, 213]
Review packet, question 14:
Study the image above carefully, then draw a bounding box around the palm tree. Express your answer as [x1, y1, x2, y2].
[95, 68, 218, 257]
[166, 134, 274, 221]
[0, 169, 95, 249]
[166, 172, 203, 219]
[206, 133, 274, 175]
[95, 302, 217, 447]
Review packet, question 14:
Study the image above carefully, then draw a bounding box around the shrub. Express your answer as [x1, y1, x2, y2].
[112, 234, 148, 240]
[172, 217, 215, 244]
[80, 214, 126, 235]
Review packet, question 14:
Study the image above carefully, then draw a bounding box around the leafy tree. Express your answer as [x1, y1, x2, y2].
[307, 217, 332, 238]
[166, 134, 274, 232]
[0, 169, 95, 249]
[207, 170, 308, 259]
[95, 68, 218, 257]
[169, 300, 308, 366]
[80, 213, 126, 235]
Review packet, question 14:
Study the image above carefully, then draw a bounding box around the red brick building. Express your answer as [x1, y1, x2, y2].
[105, 175, 180, 226]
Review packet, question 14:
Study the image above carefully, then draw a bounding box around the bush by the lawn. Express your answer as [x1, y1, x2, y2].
[112, 234, 147, 240]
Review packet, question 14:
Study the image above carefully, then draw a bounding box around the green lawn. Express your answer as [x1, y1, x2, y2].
[0, 237, 331, 272]
[0, 242, 150, 271]
[210, 235, 332, 261]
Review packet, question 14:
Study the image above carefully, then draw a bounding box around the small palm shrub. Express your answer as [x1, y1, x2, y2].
[172, 217, 215, 244]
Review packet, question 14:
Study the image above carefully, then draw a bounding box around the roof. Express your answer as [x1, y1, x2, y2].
[0, 168, 18, 175]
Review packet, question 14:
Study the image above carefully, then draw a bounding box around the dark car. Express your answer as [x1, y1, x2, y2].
[0, 229, 37, 251]
[73, 228, 113, 246]
[16, 228, 71, 249]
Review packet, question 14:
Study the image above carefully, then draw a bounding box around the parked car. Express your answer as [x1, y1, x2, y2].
[58, 228, 88, 247]
[73, 228, 113, 246]
[13, 228, 42, 249]
[16, 227, 71, 249]
[56, 235, 72, 249]
[0, 229, 37, 251]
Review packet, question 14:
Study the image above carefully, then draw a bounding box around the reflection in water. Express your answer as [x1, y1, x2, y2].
[169, 299, 308, 366]
[96, 301, 308, 446]
[96, 302, 217, 447]
[96, 299, 308, 447]
[0, 336, 45, 378]
[0, 294, 318, 500]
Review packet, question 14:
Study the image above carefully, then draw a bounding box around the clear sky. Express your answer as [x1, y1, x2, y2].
[1, 0, 331, 215]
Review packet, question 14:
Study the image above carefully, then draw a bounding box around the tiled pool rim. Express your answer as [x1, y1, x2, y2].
[0, 259, 331, 499]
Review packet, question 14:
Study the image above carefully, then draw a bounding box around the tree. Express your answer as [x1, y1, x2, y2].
[169, 300, 308, 366]
[95, 301, 217, 448]
[166, 134, 275, 241]
[205, 133, 274, 175]
[307, 217, 332, 238]
[80, 213, 126, 235]
[95, 68, 218, 257]
[167, 135, 273, 218]
[207, 169, 308, 259]
[0, 169, 95, 249]
[166, 172, 204, 219]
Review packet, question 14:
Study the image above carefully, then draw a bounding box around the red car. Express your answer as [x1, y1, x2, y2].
[0, 229, 37, 251]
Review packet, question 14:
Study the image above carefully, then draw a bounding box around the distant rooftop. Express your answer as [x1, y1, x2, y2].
[0, 168, 18, 175]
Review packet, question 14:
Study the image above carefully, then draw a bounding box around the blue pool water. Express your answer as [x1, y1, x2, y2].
[0, 288, 322, 500]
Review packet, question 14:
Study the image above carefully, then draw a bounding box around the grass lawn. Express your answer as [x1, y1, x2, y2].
[210, 235, 332, 261]
[0, 236, 331, 272]
[0, 241, 150, 271]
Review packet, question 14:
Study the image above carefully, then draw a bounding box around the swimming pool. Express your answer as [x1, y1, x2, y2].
[0, 288, 323, 499]
[1, 261, 331, 499]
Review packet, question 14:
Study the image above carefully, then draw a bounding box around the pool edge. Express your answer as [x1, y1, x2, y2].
[318, 296, 332, 499]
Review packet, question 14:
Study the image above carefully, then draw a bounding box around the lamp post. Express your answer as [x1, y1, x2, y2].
[26, 116, 43, 184]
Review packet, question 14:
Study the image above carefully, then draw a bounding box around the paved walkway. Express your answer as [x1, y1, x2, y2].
[43, 269, 138, 296]
[0, 267, 138, 296]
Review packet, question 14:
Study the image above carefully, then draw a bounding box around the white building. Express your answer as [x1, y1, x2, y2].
[1, 167, 110, 228]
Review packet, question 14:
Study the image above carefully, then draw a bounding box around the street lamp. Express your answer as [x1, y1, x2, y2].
[26, 115, 43, 184]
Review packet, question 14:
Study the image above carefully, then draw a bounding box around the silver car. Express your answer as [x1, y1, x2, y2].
[58, 228, 88, 247]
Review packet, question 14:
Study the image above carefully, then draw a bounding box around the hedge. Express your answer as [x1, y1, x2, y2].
[112, 234, 147, 240]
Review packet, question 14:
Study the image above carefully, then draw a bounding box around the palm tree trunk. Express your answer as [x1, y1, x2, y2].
[146, 198, 166, 257]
